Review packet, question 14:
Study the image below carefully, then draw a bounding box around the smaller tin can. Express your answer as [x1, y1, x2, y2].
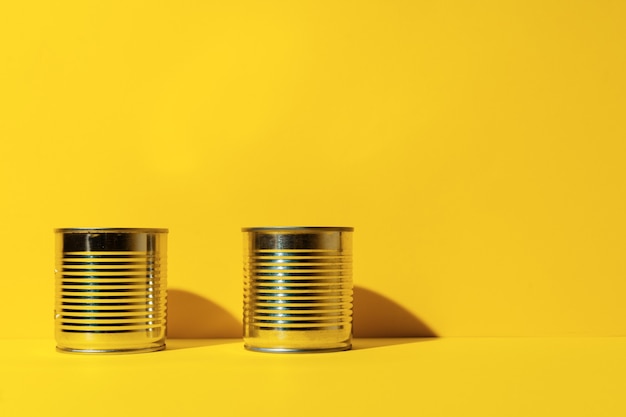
[54, 228, 168, 353]
[242, 227, 354, 353]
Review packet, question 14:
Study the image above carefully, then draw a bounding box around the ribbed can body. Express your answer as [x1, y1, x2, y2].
[54, 228, 168, 354]
[243, 227, 353, 353]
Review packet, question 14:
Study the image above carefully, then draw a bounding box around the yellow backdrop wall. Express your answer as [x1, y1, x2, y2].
[1, 0, 625, 338]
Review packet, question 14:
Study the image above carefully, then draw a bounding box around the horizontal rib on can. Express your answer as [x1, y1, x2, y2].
[245, 249, 352, 329]
[56, 251, 165, 334]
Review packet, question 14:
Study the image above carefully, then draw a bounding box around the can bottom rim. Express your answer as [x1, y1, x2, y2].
[244, 344, 351, 354]
[56, 344, 165, 354]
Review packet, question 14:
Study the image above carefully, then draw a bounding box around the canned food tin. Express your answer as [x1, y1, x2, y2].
[54, 228, 168, 353]
[242, 227, 354, 353]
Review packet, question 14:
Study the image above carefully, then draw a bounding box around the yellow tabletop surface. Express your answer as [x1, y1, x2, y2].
[1, 338, 625, 416]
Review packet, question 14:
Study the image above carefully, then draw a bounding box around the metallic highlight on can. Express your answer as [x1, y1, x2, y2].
[54, 228, 168, 354]
[242, 227, 354, 353]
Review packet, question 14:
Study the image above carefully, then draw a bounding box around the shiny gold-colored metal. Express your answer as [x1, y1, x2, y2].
[54, 228, 168, 354]
[243, 227, 353, 353]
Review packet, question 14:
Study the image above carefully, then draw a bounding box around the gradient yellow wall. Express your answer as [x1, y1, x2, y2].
[1, 0, 625, 338]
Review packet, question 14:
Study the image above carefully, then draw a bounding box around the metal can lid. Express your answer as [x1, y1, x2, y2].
[54, 227, 168, 233]
[241, 226, 353, 232]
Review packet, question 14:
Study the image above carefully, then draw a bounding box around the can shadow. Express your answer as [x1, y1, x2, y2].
[352, 286, 437, 349]
[166, 289, 241, 350]
[165, 287, 436, 351]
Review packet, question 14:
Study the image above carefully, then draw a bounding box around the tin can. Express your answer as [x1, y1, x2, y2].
[242, 227, 354, 353]
[54, 228, 168, 353]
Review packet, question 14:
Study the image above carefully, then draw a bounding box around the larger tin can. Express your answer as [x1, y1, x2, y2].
[242, 227, 353, 353]
[54, 228, 168, 353]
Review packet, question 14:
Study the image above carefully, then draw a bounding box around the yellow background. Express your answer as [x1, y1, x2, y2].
[1, 0, 625, 338]
[3, 338, 626, 417]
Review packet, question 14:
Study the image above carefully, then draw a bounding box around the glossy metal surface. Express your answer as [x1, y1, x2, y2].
[54, 228, 168, 354]
[243, 227, 353, 353]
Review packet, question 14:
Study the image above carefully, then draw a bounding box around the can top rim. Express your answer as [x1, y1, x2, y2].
[242, 226, 353, 232]
[54, 228, 168, 233]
